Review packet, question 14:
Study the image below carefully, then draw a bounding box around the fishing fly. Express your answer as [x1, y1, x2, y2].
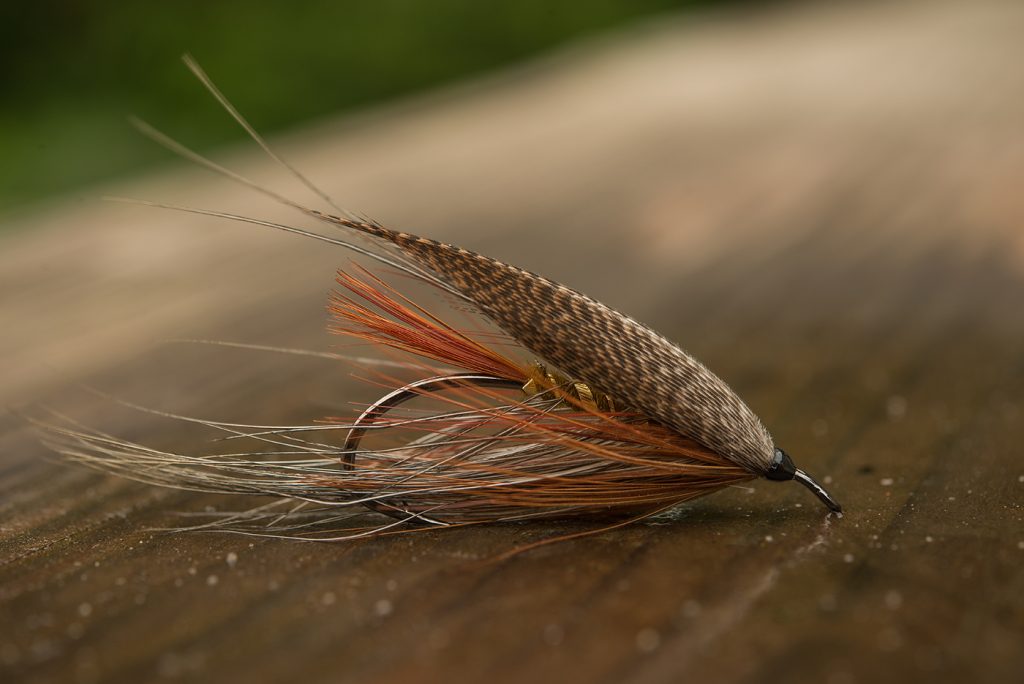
[38, 57, 841, 542]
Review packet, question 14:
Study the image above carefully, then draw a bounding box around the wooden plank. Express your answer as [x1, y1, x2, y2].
[2, 1, 1023, 682]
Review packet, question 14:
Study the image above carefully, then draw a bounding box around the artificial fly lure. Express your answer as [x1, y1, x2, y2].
[37, 57, 841, 542]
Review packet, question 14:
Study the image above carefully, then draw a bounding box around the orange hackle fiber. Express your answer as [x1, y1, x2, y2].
[329, 265, 526, 382]
[308, 266, 754, 527]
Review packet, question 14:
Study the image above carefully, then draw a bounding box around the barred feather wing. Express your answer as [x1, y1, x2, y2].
[321, 214, 776, 474]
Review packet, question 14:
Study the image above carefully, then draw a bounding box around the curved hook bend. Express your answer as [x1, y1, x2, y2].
[341, 374, 524, 522]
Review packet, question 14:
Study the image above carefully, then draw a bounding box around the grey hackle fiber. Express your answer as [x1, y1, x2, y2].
[313, 211, 776, 474]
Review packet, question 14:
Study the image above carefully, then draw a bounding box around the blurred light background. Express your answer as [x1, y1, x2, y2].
[3, 0, 1023, 405]
[0, 0, 733, 213]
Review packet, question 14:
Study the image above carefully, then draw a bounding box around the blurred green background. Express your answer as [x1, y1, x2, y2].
[0, 0, 730, 213]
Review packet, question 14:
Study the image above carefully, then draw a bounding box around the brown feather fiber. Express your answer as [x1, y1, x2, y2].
[313, 212, 776, 475]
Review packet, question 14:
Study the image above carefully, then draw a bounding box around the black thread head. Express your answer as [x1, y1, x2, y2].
[766, 447, 797, 481]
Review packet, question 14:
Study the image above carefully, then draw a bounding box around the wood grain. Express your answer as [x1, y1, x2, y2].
[2, 1, 1023, 682]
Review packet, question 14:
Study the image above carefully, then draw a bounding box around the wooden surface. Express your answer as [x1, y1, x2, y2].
[2, 1, 1023, 682]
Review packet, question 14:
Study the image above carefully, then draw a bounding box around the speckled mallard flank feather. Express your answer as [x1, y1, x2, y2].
[312, 211, 775, 475]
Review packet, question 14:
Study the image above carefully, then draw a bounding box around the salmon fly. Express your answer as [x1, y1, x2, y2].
[38, 57, 841, 542]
